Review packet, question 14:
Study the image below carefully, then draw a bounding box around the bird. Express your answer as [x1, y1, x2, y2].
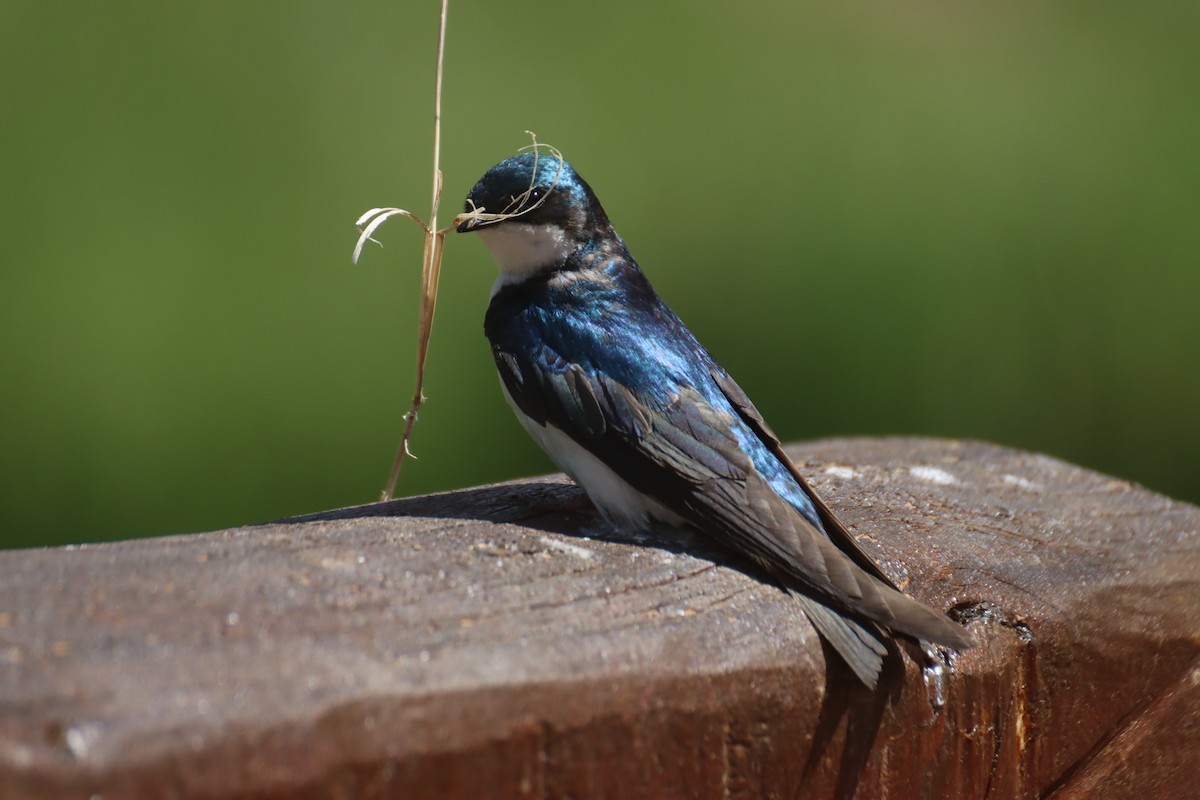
[456, 151, 976, 688]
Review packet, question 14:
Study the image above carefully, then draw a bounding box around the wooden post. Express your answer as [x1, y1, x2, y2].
[1, 438, 1197, 799]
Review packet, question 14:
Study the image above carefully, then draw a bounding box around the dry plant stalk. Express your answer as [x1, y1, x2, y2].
[352, 4, 565, 501]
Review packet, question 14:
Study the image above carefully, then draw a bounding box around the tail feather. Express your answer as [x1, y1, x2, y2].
[871, 581, 978, 651]
[793, 592, 888, 689]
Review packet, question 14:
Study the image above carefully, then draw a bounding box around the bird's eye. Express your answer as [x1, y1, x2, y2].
[529, 188, 542, 201]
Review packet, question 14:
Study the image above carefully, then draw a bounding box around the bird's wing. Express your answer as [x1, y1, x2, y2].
[493, 340, 974, 652]
[707, 368, 899, 588]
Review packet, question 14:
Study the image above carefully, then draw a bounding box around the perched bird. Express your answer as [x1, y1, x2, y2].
[457, 152, 975, 687]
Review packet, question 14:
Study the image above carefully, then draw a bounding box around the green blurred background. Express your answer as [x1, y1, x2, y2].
[2, 2, 1197, 549]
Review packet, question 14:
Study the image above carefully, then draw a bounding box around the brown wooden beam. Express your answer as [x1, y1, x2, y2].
[1, 438, 1197, 799]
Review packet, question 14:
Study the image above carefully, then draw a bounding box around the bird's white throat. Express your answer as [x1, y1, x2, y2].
[477, 222, 573, 295]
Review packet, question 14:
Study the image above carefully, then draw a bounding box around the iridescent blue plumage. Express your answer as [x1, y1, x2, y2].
[486, 255, 824, 528]
[460, 151, 975, 687]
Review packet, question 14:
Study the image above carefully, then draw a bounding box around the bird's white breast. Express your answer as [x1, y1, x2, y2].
[498, 380, 685, 530]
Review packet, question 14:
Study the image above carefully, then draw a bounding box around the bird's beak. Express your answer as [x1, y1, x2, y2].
[456, 214, 497, 233]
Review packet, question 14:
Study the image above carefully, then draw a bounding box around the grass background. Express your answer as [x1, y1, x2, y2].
[2, 1, 1197, 548]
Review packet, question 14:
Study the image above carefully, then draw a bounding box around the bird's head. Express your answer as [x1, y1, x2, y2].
[457, 152, 610, 278]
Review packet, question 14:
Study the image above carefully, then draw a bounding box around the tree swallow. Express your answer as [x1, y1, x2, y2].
[457, 152, 975, 687]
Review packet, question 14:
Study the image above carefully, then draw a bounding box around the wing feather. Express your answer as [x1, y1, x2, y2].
[492, 340, 975, 652]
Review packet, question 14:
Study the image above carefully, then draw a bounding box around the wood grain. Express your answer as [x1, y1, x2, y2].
[1, 438, 1197, 799]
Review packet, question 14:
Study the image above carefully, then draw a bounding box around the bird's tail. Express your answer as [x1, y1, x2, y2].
[872, 580, 978, 652]
[792, 592, 888, 689]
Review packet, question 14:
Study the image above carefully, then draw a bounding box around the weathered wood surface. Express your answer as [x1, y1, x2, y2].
[1, 438, 1197, 799]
